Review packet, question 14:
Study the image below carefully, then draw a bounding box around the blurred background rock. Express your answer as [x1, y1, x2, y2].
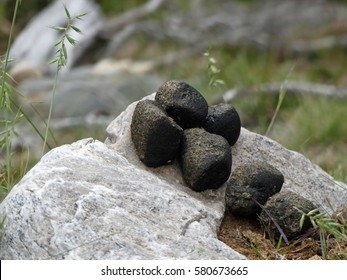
[1, 0, 347, 184]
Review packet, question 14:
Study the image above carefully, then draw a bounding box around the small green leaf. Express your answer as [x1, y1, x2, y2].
[48, 57, 59, 65]
[314, 212, 326, 219]
[209, 57, 216, 64]
[64, 5, 71, 20]
[54, 39, 63, 47]
[307, 209, 319, 216]
[210, 64, 219, 74]
[50, 26, 66, 31]
[208, 78, 215, 86]
[215, 79, 225, 85]
[70, 25, 82, 34]
[75, 12, 87, 19]
[329, 222, 344, 228]
[66, 34, 76, 45]
[62, 43, 68, 60]
[0, 215, 6, 227]
[299, 214, 306, 229]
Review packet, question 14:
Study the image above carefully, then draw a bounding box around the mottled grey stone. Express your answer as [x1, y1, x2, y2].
[155, 80, 208, 128]
[0, 138, 244, 260]
[131, 100, 183, 167]
[17, 66, 164, 119]
[225, 162, 284, 217]
[259, 190, 316, 241]
[203, 104, 241, 146]
[180, 128, 232, 192]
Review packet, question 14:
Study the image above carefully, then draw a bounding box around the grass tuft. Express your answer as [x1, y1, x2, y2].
[42, 5, 87, 154]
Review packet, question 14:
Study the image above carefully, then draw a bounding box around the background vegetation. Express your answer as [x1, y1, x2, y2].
[0, 0, 346, 192]
[0, 0, 346, 260]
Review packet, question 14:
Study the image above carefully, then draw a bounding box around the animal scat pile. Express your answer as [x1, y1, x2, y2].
[131, 80, 241, 192]
[225, 162, 316, 241]
[130, 80, 316, 241]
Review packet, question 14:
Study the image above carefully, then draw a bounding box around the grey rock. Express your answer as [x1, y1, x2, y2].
[17, 64, 164, 118]
[0, 138, 244, 260]
[259, 190, 316, 241]
[203, 104, 241, 146]
[225, 162, 284, 217]
[131, 100, 183, 167]
[155, 80, 208, 128]
[230, 128, 347, 215]
[180, 128, 232, 192]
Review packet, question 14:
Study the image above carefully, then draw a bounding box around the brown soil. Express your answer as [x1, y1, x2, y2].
[218, 212, 347, 260]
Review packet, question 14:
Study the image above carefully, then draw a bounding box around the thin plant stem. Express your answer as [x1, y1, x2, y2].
[9, 96, 53, 149]
[265, 83, 286, 137]
[42, 71, 59, 155]
[1, 0, 19, 92]
[1, 0, 21, 189]
[41, 5, 86, 155]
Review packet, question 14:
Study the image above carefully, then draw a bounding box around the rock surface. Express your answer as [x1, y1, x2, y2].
[1, 93, 347, 259]
[17, 63, 164, 119]
[0, 138, 241, 260]
[180, 128, 232, 192]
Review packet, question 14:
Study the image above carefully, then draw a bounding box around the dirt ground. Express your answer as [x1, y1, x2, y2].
[218, 212, 347, 260]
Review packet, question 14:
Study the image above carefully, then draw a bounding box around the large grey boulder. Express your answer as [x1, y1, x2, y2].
[1, 93, 346, 259]
[0, 137, 239, 260]
[17, 63, 164, 119]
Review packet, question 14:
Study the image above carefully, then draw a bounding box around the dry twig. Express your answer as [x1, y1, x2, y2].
[216, 81, 347, 104]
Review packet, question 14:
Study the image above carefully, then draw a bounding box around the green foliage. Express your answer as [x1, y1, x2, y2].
[1, 3, 87, 200]
[277, 97, 347, 148]
[203, 46, 225, 88]
[48, 6, 87, 70]
[265, 82, 286, 136]
[235, 0, 257, 3]
[95, 0, 146, 16]
[43, 6, 86, 154]
[0, 0, 51, 29]
[300, 209, 347, 259]
[0, 57, 14, 110]
[0, 0, 21, 196]
[0, 215, 6, 242]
